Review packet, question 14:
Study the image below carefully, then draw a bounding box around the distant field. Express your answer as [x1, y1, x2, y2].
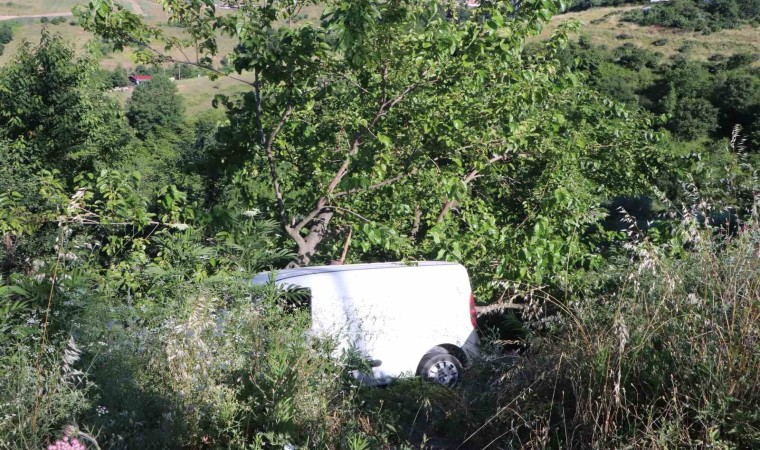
[541, 5, 760, 62]
[0, 1, 323, 115]
[0, 0, 80, 16]
[177, 73, 255, 117]
[109, 73, 255, 119]
[8, 3, 756, 117]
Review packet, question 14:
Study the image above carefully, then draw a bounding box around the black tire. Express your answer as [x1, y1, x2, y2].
[418, 352, 464, 387]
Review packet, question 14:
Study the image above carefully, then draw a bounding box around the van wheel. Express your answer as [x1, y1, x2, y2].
[418, 352, 463, 387]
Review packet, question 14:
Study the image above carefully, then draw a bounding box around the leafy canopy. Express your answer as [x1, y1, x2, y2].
[77, 0, 663, 296]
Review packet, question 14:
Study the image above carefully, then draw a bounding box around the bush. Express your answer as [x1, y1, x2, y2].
[652, 38, 668, 46]
[443, 213, 760, 448]
[0, 339, 92, 448]
[614, 43, 659, 70]
[622, 0, 760, 32]
[0, 23, 13, 45]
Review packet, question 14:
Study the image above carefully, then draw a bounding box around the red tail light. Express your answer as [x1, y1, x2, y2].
[469, 293, 478, 329]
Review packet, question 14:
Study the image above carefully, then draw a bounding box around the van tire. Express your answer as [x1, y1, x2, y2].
[418, 352, 464, 387]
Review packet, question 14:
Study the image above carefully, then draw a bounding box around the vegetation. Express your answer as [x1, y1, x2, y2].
[0, 23, 12, 56]
[567, 0, 646, 12]
[0, 0, 758, 448]
[622, 0, 760, 33]
[127, 75, 185, 139]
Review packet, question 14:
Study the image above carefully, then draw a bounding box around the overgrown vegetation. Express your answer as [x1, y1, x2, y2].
[0, 0, 758, 448]
[556, 36, 760, 150]
[622, 0, 760, 33]
[0, 23, 13, 56]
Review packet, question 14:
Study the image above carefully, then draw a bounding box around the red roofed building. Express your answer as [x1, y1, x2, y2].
[128, 74, 152, 86]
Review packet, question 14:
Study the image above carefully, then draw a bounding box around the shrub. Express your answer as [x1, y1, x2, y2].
[622, 0, 760, 32]
[0, 340, 92, 448]
[0, 24, 12, 45]
[445, 212, 760, 448]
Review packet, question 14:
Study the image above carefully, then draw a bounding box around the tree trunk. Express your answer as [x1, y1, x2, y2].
[288, 209, 334, 267]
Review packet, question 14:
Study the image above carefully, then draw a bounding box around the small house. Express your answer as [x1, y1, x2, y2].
[128, 74, 152, 86]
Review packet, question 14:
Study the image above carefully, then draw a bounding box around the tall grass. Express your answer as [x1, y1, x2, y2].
[2, 198, 758, 449]
[446, 213, 760, 448]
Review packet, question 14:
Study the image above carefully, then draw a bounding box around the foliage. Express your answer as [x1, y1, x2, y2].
[622, 0, 760, 33]
[0, 2, 758, 449]
[0, 167, 407, 448]
[566, 0, 646, 12]
[558, 213, 760, 447]
[109, 65, 131, 88]
[559, 39, 760, 149]
[0, 23, 12, 45]
[126, 75, 185, 139]
[76, 0, 666, 303]
[0, 31, 134, 180]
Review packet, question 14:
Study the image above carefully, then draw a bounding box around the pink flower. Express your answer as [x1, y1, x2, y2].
[46, 437, 85, 450]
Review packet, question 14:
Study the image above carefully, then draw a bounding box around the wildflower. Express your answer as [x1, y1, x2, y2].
[243, 209, 260, 218]
[47, 437, 85, 450]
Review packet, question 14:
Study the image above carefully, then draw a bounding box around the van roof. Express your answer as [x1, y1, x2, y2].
[252, 261, 459, 283]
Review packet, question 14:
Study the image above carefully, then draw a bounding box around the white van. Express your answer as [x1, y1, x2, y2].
[251, 261, 480, 386]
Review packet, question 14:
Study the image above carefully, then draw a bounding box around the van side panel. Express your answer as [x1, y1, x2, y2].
[302, 264, 474, 378]
[255, 263, 476, 380]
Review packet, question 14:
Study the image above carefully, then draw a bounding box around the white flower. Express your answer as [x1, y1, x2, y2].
[243, 209, 260, 218]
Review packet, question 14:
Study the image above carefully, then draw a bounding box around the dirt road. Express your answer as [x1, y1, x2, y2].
[126, 0, 144, 15]
[0, 12, 73, 22]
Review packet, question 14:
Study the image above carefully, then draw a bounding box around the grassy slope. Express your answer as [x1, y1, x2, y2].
[540, 5, 760, 61]
[0, 1, 322, 116]
[7, 3, 755, 115]
[0, 0, 80, 16]
[109, 73, 255, 118]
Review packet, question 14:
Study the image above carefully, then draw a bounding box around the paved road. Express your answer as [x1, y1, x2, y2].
[0, 12, 73, 21]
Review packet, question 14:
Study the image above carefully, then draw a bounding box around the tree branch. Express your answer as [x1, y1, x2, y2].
[293, 198, 329, 232]
[264, 103, 294, 229]
[411, 205, 421, 239]
[135, 39, 256, 87]
[333, 171, 413, 198]
[324, 73, 434, 198]
[436, 152, 511, 223]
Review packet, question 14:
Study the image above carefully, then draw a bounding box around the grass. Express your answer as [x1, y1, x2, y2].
[541, 5, 760, 62]
[0, 1, 80, 16]
[176, 73, 254, 117]
[108, 73, 255, 119]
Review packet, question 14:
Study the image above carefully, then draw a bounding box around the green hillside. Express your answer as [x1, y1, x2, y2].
[541, 5, 759, 62]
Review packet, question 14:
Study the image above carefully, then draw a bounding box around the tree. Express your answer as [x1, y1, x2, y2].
[0, 23, 12, 45]
[669, 97, 719, 141]
[126, 75, 185, 138]
[713, 72, 760, 134]
[77, 1, 662, 295]
[0, 31, 133, 179]
[110, 65, 131, 87]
